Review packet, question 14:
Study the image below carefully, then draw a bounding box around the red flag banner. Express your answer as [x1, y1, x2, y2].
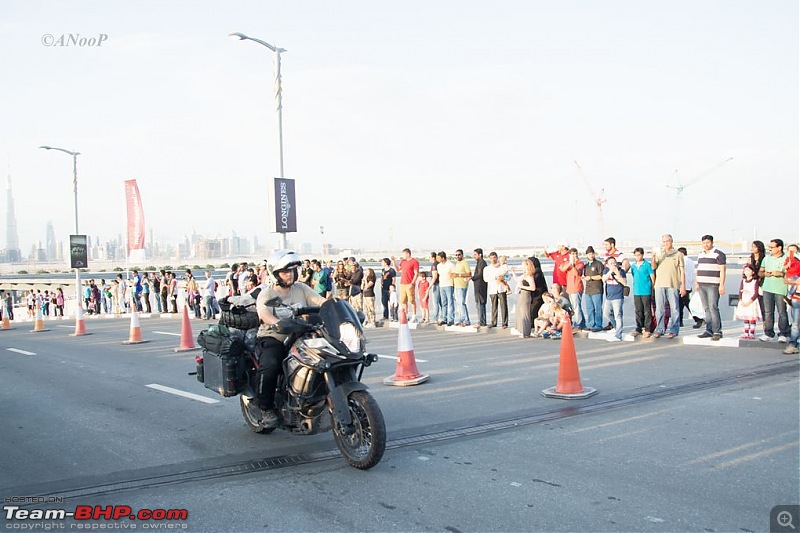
[124, 179, 146, 261]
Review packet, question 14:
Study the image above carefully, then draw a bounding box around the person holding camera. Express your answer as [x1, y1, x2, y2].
[602, 256, 627, 342]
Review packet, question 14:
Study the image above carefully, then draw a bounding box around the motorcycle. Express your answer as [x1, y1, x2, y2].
[197, 297, 386, 470]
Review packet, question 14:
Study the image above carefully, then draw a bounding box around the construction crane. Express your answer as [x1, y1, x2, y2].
[666, 156, 734, 233]
[667, 157, 734, 197]
[574, 160, 607, 239]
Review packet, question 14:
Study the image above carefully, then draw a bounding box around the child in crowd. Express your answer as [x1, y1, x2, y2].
[735, 264, 762, 339]
[532, 291, 554, 338]
[543, 302, 570, 339]
[417, 271, 430, 324]
[388, 285, 398, 322]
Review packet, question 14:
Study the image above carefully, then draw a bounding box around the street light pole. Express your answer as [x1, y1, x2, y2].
[229, 32, 288, 250]
[39, 145, 82, 311]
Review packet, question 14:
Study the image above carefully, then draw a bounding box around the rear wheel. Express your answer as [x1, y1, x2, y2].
[331, 391, 386, 469]
[239, 395, 275, 434]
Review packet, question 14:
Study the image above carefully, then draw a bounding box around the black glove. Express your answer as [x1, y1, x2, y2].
[275, 317, 309, 334]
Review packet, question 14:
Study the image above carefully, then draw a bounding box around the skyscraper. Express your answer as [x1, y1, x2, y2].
[5, 168, 21, 262]
[45, 221, 57, 261]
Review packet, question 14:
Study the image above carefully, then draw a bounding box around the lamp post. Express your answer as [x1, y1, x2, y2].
[39, 145, 82, 311]
[229, 32, 288, 250]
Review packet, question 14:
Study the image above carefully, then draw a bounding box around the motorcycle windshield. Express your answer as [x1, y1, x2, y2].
[319, 298, 364, 356]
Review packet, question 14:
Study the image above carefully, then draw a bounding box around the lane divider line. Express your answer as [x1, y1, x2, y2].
[145, 384, 219, 404]
[153, 331, 181, 337]
[7, 348, 36, 356]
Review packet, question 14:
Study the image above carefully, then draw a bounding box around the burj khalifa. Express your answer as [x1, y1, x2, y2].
[5, 167, 21, 262]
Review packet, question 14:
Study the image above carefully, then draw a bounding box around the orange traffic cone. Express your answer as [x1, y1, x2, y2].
[69, 305, 89, 336]
[122, 311, 148, 344]
[174, 305, 200, 352]
[2, 308, 13, 330]
[541, 320, 597, 399]
[384, 308, 429, 386]
[31, 307, 49, 333]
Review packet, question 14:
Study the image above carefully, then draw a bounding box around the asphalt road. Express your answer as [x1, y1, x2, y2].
[0, 315, 797, 532]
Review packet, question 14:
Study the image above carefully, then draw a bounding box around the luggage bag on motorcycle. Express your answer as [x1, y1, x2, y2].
[218, 295, 260, 330]
[197, 324, 245, 357]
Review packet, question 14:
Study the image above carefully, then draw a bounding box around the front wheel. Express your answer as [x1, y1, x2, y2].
[331, 391, 386, 469]
[239, 395, 275, 434]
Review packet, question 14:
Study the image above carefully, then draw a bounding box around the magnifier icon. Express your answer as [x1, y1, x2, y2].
[778, 511, 796, 529]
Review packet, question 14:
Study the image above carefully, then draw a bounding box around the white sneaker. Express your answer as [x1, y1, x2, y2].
[759, 334, 773, 342]
[777, 335, 788, 343]
[607, 336, 622, 343]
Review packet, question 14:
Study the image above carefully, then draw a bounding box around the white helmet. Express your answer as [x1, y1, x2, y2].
[267, 249, 302, 287]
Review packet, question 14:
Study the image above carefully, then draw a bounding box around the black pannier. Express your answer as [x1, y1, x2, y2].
[200, 349, 246, 397]
[196, 324, 246, 397]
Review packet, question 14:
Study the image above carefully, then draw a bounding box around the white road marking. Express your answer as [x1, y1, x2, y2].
[57, 325, 73, 329]
[145, 383, 219, 404]
[7, 348, 35, 356]
[153, 331, 181, 336]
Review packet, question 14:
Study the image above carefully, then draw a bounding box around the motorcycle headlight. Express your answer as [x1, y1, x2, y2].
[303, 337, 337, 354]
[291, 343, 324, 366]
[338, 322, 363, 353]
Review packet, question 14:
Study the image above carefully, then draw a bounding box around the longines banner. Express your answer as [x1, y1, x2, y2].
[70, 234, 88, 269]
[273, 177, 297, 233]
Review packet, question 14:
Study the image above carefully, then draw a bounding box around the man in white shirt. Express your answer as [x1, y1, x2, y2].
[237, 262, 250, 295]
[483, 252, 509, 328]
[436, 251, 455, 326]
[203, 271, 216, 320]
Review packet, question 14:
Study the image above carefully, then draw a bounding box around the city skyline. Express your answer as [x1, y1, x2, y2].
[2, 210, 760, 267]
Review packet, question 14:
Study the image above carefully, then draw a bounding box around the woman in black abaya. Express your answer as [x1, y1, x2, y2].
[528, 255, 549, 320]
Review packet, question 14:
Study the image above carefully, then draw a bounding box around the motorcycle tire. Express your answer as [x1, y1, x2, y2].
[239, 395, 275, 434]
[331, 390, 386, 470]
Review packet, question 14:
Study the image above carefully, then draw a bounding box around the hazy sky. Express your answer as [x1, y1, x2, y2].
[1, 0, 797, 255]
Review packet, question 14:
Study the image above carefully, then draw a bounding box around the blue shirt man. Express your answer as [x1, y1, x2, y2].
[630, 247, 655, 337]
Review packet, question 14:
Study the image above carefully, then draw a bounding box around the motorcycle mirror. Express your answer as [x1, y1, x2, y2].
[265, 297, 282, 307]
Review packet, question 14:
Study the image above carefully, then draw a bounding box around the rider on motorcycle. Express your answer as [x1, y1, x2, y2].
[255, 249, 326, 428]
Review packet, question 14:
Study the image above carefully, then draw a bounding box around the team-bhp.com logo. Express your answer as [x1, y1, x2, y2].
[41, 33, 108, 47]
[4, 505, 188, 528]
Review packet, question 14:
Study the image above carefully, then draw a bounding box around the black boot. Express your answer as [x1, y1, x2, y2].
[255, 374, 279, 428]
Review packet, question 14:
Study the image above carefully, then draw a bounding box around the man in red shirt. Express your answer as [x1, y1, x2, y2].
[562, 248, 586, 329]
[392, 248, 420, 322]
[544, 242, 571, 288]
